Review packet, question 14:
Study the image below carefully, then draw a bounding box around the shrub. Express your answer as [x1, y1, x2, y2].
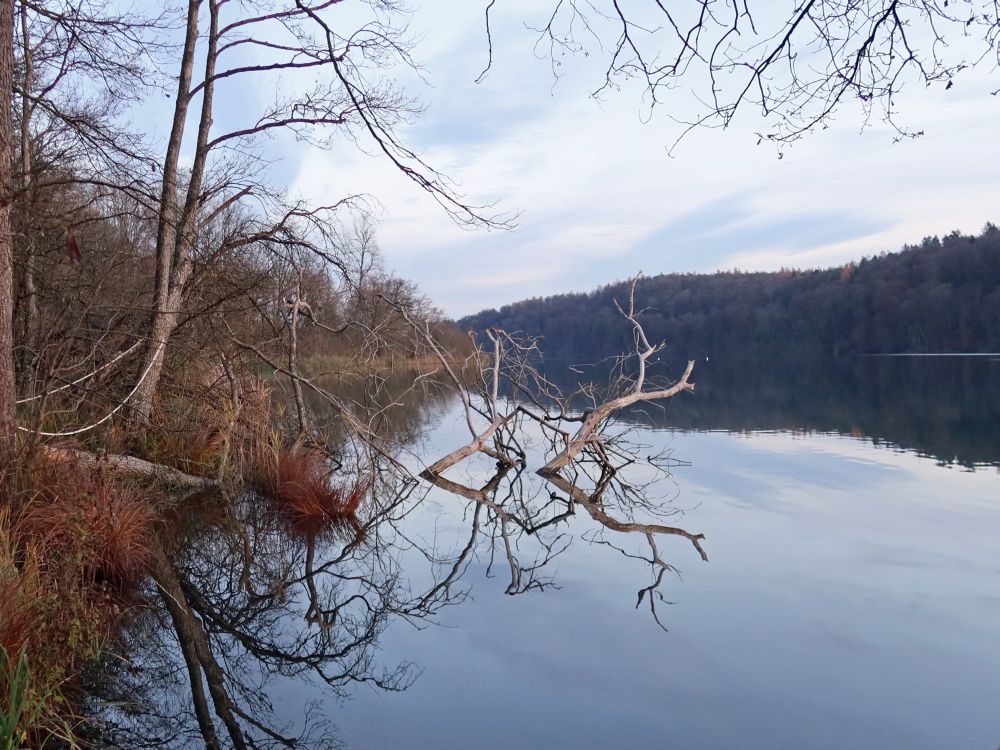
[256, 448, 368, 538]
[18, 468, 157, 590]
[0, 508, 95, 748]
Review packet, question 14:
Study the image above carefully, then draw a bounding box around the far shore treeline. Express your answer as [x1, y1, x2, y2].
[461, 225, 1000, 361]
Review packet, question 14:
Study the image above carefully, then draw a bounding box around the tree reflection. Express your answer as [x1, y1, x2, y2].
[58, 289, 1000, 748]
[77, 301, 708, 746]
[413, 283, 708, 627]
[86, 470, 459, 748]
[422, 440, 705, 628]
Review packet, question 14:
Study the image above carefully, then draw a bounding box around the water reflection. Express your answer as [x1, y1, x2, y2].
[304, 369, 456, 451]
[82, 356, 1000, 749]
[550, 354, 1000, 467]
[333, 385, 1000, 750]
[306, 354, 1000, 469]
[89, 476, 442, 748]
[420, 448, 707, 623]
[83, 363, 709, 747]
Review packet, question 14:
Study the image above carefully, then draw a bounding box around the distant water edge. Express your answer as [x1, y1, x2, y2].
[869, 352, 1000, 357]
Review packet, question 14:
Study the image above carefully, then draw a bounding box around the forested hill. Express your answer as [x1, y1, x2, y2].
[460, 226, 1000, 361]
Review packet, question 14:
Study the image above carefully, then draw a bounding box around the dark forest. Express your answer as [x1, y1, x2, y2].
[462, 225, 1000, 361]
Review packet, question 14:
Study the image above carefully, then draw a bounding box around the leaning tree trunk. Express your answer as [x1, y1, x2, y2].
[131, 0, 201, 424]
[130, 303, 177, 424]
[131, 0, 212, 424]
[0, 0, 17, 469]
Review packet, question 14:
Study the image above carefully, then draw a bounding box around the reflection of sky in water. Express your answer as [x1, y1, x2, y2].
[279, 406, 1000, 749]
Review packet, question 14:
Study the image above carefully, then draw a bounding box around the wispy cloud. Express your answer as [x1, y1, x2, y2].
[455, 266, 562, 289]
[621, 196, 892, 274]
[278, 3, 1000, 317]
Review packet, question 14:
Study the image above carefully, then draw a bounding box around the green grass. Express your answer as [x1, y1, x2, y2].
[1, 645, 81, 750]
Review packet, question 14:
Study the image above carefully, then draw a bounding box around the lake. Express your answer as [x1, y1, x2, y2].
[108, 355, 1000, 749]
[288, 355, 1000, 749]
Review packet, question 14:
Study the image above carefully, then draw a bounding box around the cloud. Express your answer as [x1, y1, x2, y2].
[455, 266, 562, 289]
[620, 197, 892, 274]
[279, 4, 1000, 318]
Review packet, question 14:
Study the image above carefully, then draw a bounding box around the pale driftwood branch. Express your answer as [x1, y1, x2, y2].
[418, 277, 704, 619]
[420, 413, 513, 479]
[45, 447, 215, 489]
[613, 275, 661, 393]
[423, 275, 695, 483]
[537, 358, 695, 477]
[386, 299, 519, 479]
[541, 471, 707, 561]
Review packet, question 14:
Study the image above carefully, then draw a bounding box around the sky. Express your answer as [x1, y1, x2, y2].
[270, 1, 1000, 318]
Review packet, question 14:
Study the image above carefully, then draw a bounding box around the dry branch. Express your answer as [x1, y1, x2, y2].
[419, 277, 705, 613]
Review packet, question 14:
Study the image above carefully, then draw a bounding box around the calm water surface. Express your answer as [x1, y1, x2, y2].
[294, 357, 1000, 749]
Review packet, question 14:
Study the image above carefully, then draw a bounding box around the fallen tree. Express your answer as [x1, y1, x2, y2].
[44, 447, 215, 490]
[414, 279, 704, 622]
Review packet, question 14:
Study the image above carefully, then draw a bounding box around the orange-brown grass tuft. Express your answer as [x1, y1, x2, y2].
[257, 448, 368, 538]
[2, 455, 160, 742]
[152, 425, 225, 475]
[0, 507, 105, 735]
[18, 467, 158, 590]
[0, 514, 44, 661]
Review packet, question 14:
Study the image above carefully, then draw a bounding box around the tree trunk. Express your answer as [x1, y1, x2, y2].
[132, 0, 222, 424]
[15, 3, 35, 385]
[45, 446, 215, 489]
[152, 545, 224, 750]
[130, 302, 177, 423]
[131, 0, 203, 424]
[0, 0, 17, 469]
[152, 543, 248, 750]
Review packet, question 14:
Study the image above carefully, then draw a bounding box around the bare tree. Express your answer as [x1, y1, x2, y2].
[129, 0, 505, 423]
[0, 1, 507, 442]
[480, 1, 1000, 145]
[414, 279, 706, 623]
[0, 0, 167, 468]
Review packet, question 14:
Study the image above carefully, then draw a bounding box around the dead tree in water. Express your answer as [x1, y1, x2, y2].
[416, 278, 704, 624]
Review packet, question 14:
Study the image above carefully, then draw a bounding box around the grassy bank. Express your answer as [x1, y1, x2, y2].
[1, 369, 371, 745]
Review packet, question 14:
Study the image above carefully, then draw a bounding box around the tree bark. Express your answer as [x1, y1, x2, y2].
[0, 0, 17, 469]
[131, 0, 204, 423]
[44, 447, 215, 489]
[15, 4, 36, 386]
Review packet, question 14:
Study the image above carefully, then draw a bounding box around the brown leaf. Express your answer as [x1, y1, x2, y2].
[65, 233, 81, 263]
